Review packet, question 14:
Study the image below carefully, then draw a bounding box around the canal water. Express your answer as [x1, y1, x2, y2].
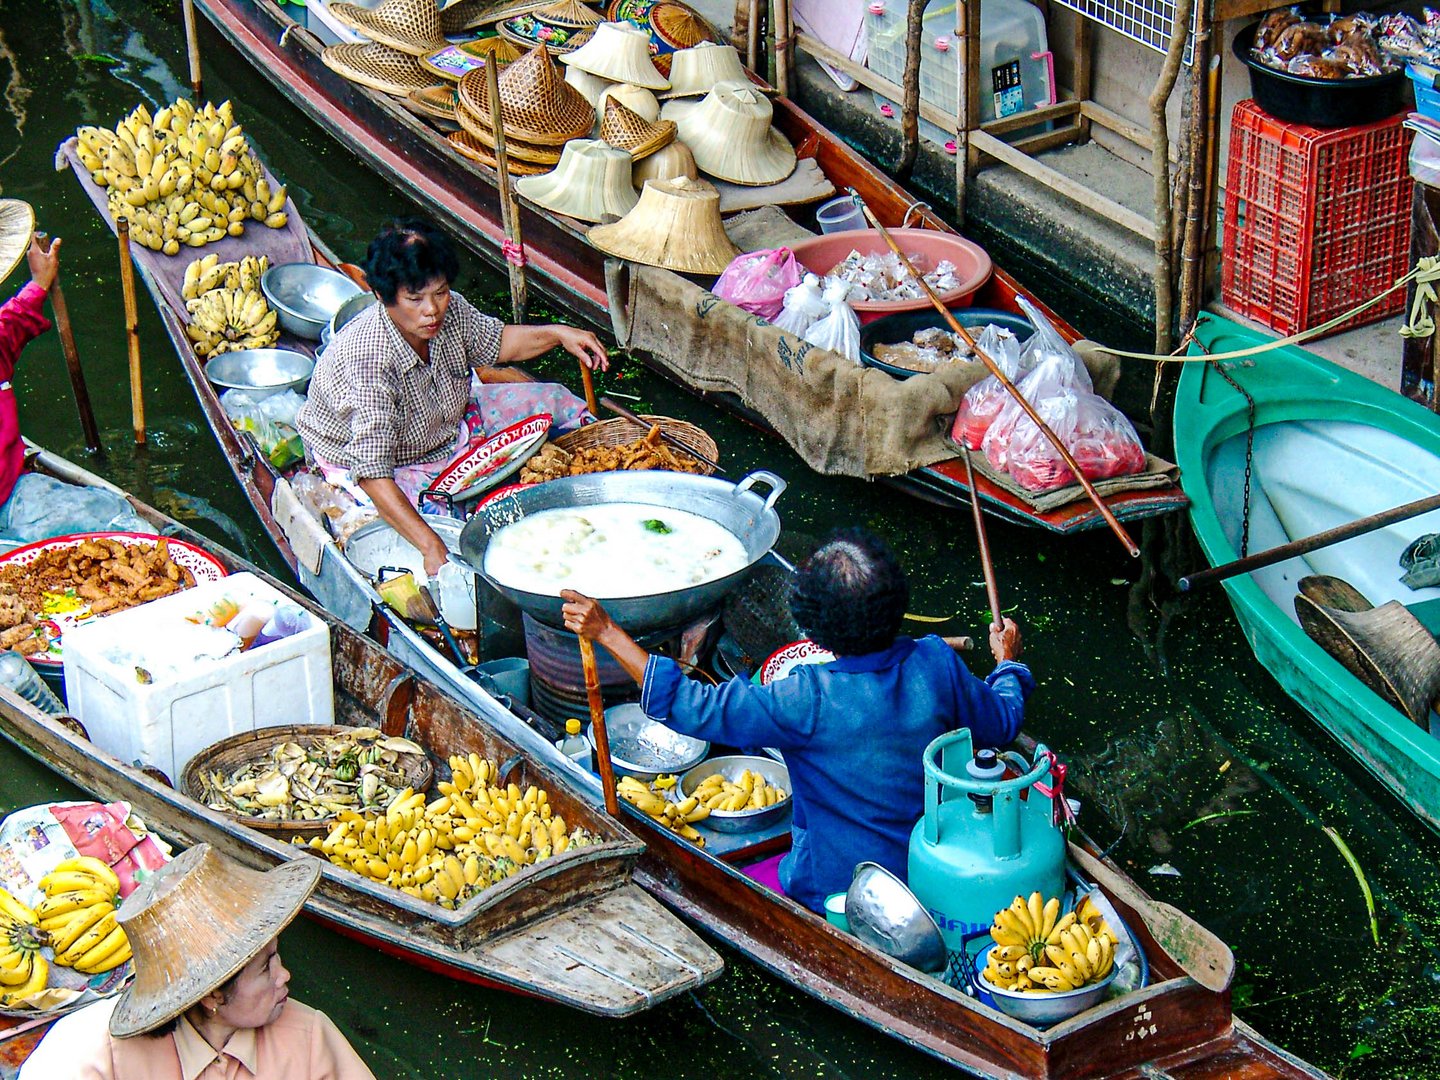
[0, 3, 1437, 1076]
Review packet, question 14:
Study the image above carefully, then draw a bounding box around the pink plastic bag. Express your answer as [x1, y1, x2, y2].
[713, 248, 803, 320]
[981, 353, 1091, 471]
[1001, 389, 1148, 492]
[950, 324, 1027, 449]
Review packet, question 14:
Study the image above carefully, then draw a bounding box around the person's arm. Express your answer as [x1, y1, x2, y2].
[0, 236, 57, 380]
[498, 324, 609, 371]
[357, 477, 450, 578]
[946, 618, 1034, 747]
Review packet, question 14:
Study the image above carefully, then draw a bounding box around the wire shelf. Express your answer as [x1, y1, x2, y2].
[1051, 0, 1196, 64]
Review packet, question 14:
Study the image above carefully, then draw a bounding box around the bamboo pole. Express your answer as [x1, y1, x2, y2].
[773, 0, 793, 97]
[181, 0, 203, 100]
[954, 0, 978, 225]
[852, 194, 1140, 557]
[1147, 0, 1192, 356]
[576, 636, 619, 816]
[115, 218, 145, 447]
[746, 0, 762, 72]
[36, 234, 101, 453]
[578, 363, 599, 417]
[897, 0, 927, 179]
[1178, 7, 1216, 330]
[485, 59, 528, 325]
[961, 449, 1003, 625]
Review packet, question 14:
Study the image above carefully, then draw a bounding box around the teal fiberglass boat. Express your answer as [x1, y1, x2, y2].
[1176, 314, 1440, 833]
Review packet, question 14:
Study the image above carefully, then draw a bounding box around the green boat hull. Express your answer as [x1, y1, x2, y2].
[1176, 315, 1440, 833]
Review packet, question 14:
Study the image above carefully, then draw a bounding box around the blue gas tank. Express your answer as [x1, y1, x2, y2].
[907, 730, 1066, 958]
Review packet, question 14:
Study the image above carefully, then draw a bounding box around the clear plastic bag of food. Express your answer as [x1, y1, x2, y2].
[950, 324, 1028, 449]
[772, 273, 831, 337]
[999, 388, 1148, 492]
[980, 352, 1090, 470]
[802, 279, 863, 361]
[713, 248, 802, 320]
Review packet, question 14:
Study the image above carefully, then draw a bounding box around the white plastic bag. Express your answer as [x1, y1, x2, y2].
[773, 273, 830, 338]
[951, 323, 1031, 449]
[802, 280, 862, 361]
[981, 352, 1094, 472]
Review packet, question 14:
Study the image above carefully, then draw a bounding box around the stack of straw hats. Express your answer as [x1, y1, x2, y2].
[666, 81, 795, 186]
[560, 22, 669, 90]
[440, 0, 548, 34]
[323, 0, 447, 96]
[661, 41, 750, 98]
[596, 82, 661, 123]
[499, 0, 603, 54]
[599, 98, 675, 160]
[515, 139, 639, 221]
[631, 139, 697, 189]
[447, 129, 555, 174]
[323, 42, 435, 97]
[456, 44, 594, 158]
[587, 176, 739, 273]
[408, 84, 463, 124]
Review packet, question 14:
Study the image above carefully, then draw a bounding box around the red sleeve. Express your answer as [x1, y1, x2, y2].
[0, 282, 51, 381]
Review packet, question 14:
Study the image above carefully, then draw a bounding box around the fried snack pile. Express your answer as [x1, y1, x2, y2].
[0, 538, 197, 654]
[521, 425, 708, 483]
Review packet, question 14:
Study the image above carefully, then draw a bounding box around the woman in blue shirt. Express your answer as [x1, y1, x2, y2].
[561, 527, 1033, 913]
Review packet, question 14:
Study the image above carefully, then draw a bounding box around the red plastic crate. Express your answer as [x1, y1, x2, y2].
[1222, 100, 1413, 337]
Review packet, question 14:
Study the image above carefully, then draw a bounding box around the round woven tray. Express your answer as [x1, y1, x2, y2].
[182, 725, 434, 840]
[551, 415, 717, 474]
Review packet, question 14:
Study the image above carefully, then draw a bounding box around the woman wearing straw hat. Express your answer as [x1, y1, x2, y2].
[297, 217, 609, 578]
[19, 843, 376, 1079]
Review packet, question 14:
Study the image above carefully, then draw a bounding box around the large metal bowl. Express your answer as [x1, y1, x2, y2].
[204, 348, 314, 400]
[453, 469, 786, 633]
[328, 291, 378, 343]
[587, 703, 708, 781]
[844, 862, 947, 973]
[679, 754, 791, 833]
[261, 263, 364, 340]
[978, 943, 1118, 1025]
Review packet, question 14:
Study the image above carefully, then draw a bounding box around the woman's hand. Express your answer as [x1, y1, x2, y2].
[989, 617, 1022, 663]
[421, 536, 450, 579]
[551, 325, 609, 372]
[26, 235, 58, 293]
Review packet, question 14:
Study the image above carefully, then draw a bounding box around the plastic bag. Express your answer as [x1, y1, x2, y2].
[999, 388, 1148, 492]
[222, 388, 306, 470]
[802, 279, 863, 361]
[950, 323, 1029, 449]
[713, 248, 802, 320]
[982, 353, 1093, 471]
[0, 474, 154, 546]
[773, 273, 830, 338]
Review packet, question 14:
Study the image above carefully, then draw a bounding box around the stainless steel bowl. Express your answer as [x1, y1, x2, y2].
[260, 263, 364, 340]
[679, 754, 791, 833]
[587, 703, 708, 781]
[978, 943, 1118, 1025]
[328, 291, 378, 342]
[204, 348, 314, 400]
[844, 862, 947, 973]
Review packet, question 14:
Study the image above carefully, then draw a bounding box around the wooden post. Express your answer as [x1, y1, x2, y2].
[745, 0, 762, 72]
[1147, 0, 1192, 356]
[774, 0, 793, 97]
[36, 234, 101, 453]
[181, 0, 204, 100]
[116, 218, 146, 447]
[954, 0, 980, 225]
[897, 0, 927, 179]
[577, 636, 619, 816]
[485, 59, 527, 324]
[1074, 16, 1093, 143]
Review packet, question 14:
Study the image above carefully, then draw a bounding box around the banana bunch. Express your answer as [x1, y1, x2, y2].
[692, 769, 787, 813]
[303, 753, 597, 910]
[36, 856, 130, 977]
[616, 775, 708, 846]
[0, 887, 48, 1007]
[74, 98, 288, 256]
[182, 254, 279, 359]
[985, 890, 1119, 995]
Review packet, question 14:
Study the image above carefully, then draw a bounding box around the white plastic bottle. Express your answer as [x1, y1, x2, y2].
[0, 652, 66, 715]
[555, 718, 593, 773]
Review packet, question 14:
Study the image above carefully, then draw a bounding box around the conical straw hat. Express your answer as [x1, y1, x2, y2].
[659, 76, 744, 122]
[447, 129, 555, 174]
[498, 12, 595, 54]
[587, 175, 739, 273]
[565, 66, 614, 107]
[322, 42, 436, 96]
[630, 138, 697, 189]
[649, 1, 715, 51]
[674, 81, 794, 185]
[108, 844, 320, 1039]
[420, 38, 520, 82]
[455, 100, 565, 162]
[530, 0, 604, 27]
[0, 200, 34, 286]
[441, 0, 547, 33]
[515, 139, 638, 221]
[560, 22, 670, 90]
[328, 0, 447, 56]
[597, 82, 660, 123]
[408, 84, 461, 121]
[457, 44, 595, 145]
[600, 97, 676, 159]
[662, 41, 749, 97]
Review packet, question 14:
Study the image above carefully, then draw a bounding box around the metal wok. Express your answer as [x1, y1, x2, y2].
[453, 469, 786, 633]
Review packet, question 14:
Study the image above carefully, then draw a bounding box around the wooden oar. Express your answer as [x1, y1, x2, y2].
[180, 0, 204, 99]
[1179, 490, 1440, 592]
[576, 636, 619, 816]
[35, 234, 101, 453]
[115, 218, 145, 446]
[486, 59, 528, 325]
[962, 448, 1003, 626]
[849, 194, 1140, 558]
[598, 395, 727, 475]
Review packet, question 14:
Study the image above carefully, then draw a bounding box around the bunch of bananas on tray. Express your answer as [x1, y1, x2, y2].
[0, 887, 48, 1007]
[691, 769, 788, 813]
[75, 99, 288, 256]
[181, 253, 279, 359]
[616, 774, 709, 846]
[302, 753, 597, 910]
[984, 890, 1118, 994]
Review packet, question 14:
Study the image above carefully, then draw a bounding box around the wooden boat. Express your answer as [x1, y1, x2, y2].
[0, 445, 722, 1017]
[184, 0, 1187, 536]
[1176, 314, 1440, 834]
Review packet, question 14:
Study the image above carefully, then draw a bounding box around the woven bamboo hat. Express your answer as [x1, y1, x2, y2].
[447, 129, 555, 173]
[455, 101, 565, 162]
[409, 84, 461, 121]
[328, 0, 447, 56]
[528, 0, 603, 27]
[674, 81, 794, 185]
[564, 66, 614, 106]
[560, 22, 669, 90]
[457, 44, 594, 145]
[108, 845, 320, 1039]
[498, 14, 595, 54]
[587, 175, 738, 273]
[630, 138, 697, 188]
[0, 201, 34, 286]
[596, 81, 660, 123]
[515, 139, 638, 221]
[649, 1, 715, 53]
[600, 97, 675, 159]
[662, 41, 749, 98]
[420, 38, 520, 82]
[322, 42, 436, 96]
[441, 0, 546, 33]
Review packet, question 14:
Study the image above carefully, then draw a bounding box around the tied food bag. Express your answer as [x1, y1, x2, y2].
[950, 324, 1028, 449]
[713, 248, 802, 320]
[994, 388, 1148, 492]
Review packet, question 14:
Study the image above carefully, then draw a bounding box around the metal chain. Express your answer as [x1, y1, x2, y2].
[1199, 348, 1257, 557]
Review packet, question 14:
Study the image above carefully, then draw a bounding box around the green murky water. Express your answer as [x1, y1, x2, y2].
[0, 3, 1437, 1076]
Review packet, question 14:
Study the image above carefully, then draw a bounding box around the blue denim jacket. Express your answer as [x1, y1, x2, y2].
[641, 636, 1035, 913]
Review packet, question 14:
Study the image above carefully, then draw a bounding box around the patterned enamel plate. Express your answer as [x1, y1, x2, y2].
[0, 532, 229, 666]
[430, 414, 552, 502]
[757, 638, 837, 685]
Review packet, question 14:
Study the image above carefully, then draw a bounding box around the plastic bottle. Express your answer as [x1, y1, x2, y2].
[0, 652, 67, 715]
[555, 718, 593, 772]
[252, 603, 311, 648]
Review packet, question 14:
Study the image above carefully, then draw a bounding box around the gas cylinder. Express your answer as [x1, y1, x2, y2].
[907, 729, 1066, 962]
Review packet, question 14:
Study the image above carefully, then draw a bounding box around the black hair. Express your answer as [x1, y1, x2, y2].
[788, 527, 909, 657]
[363, 217, 460, 305]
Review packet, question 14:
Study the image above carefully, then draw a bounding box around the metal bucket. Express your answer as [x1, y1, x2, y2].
[345, 516, 506, 633]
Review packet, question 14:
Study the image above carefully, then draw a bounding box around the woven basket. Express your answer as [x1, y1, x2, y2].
[182, 725, 434, 840]
[551, 415, 717, 474]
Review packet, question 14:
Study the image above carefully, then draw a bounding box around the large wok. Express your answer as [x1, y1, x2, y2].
[453, 470, 786, 633]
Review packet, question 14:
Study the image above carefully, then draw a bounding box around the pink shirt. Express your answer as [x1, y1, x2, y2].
[18, 997, 376, 1080]
[0, 282, 50, 504]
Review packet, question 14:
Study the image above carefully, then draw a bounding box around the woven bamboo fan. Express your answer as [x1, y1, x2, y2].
[552, 416, 718, 474]
[650, 2, 715, 50]
[322, 43, 436, 96]
[447, 129, 556, 174]
[456, 45, 594, 145]
[529, 0, 604, 27]
[0, 200, 34, 286]
[328, 0, 447, 56]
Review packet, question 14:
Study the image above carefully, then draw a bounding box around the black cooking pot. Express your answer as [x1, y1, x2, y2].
[1233, 21, 1410, 128]
[858, 307, 1033, 380]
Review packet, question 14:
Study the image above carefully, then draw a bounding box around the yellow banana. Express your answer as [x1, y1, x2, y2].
[46, 902, 112, 957]
[0, 888, 37, 926]
[0, 953, 47, 1006]
[1047, 910, 1077, 945]
[71, 924, 130, 974]
[56, 911, 118, 966]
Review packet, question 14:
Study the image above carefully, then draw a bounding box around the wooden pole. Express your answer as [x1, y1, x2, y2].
[36, 234, 101, 453]
[961, 449, 1003, 626]
[745, 0, 762, 72]
[577, 636, 619, 816]
[579, 363, 599, 418]
[1147, 0, 1192, 356]
[897, 0, 927, 179]
[115, 218, 146, 447]
[486, 59, 528, 324]
[181, 0, 204, 100]
[852, 195, 1140, 557]
[773, 0, 793, 98]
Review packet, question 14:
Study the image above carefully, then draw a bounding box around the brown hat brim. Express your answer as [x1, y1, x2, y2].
[448, 129, 556, 174]
[322, 43, 436, 96]
[327, 2, 448, 56]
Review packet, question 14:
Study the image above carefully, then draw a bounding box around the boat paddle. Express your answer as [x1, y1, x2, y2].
[962, 448, 1004, 627]
[846, 191, 1139, 559]
[576, 636, 620, 816]
[35, 233, 101, 454]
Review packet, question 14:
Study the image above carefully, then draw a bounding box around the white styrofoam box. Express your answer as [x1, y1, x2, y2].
[62, 572, 333, 785]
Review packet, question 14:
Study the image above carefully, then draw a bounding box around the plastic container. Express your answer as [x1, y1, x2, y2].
[815, 197, 868, 234]
[824, 892, 850, 931]
[1232, 23, 1410, 129]
[62, 572, 334, 786]
[1222, 100, 1413, 336]
[1409, 62, 1440, 122]
[556, 717, 594, 772]
[0, 652, 67, 715]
